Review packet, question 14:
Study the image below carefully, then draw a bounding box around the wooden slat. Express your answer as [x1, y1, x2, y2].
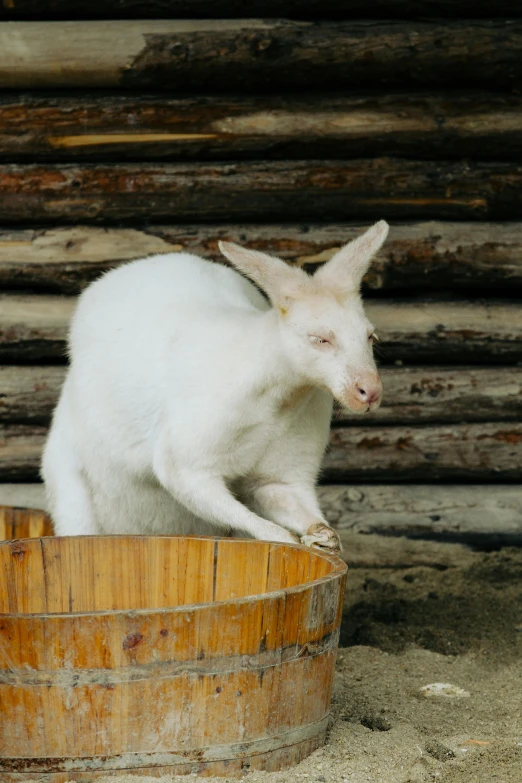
[325, 423, 522, 482]
[2, 223, 522, 296]
[2, 160, 522, 224]
[1, 21, 522, 90]
[4, 94, 522, 161]
[1, 296, 521, 364]
[3, 366, 521, 425]
[2, 483, 520, 541]
[3, 423, 522, 482]
[2, 2, 522, 20]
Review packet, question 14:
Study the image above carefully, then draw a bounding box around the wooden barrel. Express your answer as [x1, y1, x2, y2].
[0, 534, 346, 779]
[0, 504, 54, 540]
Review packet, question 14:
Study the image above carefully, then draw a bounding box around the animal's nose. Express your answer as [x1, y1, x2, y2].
[354, 376, 382, 406]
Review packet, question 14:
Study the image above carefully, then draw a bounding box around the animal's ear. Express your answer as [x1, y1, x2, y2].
[314, 220, 389, 296]
[218, 241, 309, 307]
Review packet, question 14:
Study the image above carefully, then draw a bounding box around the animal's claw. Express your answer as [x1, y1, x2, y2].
[300, 522, 342, 553]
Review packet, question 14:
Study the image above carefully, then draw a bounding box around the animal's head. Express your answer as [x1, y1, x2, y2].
[219, 221, 388, 414]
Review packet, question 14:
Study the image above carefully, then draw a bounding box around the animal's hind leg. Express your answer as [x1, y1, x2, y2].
[41, 428, 97, 536]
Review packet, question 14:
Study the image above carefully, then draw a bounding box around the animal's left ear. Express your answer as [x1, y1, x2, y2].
[314, 220, 389, 296]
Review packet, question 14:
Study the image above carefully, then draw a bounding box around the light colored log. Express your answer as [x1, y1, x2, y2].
[3, 422, 522, 481]
[0, 21, 522, 90]
[318, 484, 522, 537]
[2, 222, 522, 295]
[1, 296, 521, 363]
[3, 365, 521, 425]
[3, 94, 522, 161]
[339, 532, 479, 569]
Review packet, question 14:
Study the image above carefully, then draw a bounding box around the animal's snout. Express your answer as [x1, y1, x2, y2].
[342, 373, 382, 412]
[354, 376, 382, 407]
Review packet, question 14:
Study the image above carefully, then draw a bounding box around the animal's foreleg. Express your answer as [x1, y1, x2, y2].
[247, 483, 342, 553]
[153, 450, 299, 544]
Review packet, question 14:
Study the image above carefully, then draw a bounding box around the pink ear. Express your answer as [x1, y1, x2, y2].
[218, 241, 311, 305]
[314, 221, 389, 294]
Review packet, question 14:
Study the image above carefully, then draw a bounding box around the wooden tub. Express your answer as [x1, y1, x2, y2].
[0, 529, 346, 779]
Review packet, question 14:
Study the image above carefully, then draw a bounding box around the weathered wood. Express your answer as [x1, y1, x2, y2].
[4, 94, 522, 161]
[2, 1, 522, 20]
[0, 425, 46, 480]
[2, 297, 521, 364]
[337, 367, 522, 425]
[325, 423, 522, 482]
[3, 160, 522, 224]
[0, 534, 344, 776]
[2, 222, 522, 295]
[2, 1, 521, 20]
[3, 422, 522, 482]
[339, 533, 479, 569]
[319, 484, 522, 539]
[3, 365, 521, 425]
[3, 483, 521, 541]
[1, 21, 522, 91]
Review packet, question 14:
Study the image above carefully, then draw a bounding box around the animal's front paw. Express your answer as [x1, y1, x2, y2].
[301, 523, 342, 553]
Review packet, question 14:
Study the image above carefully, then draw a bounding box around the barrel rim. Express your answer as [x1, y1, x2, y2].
[0, 533, 347, 620]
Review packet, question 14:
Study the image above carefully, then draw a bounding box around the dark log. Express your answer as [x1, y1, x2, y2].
[4, 94, 522, 162]
[2, 1, 522, 20]
[3, 483, 520, 543]
[3, 422, 522, 481]
[325, 423, 522, 482]
[2, 222, 522, 296]
[1, 296, 521, 364]
[3, 365, 521, 425]
[2, 160, 522, 224]
[1, 21, 522, 91]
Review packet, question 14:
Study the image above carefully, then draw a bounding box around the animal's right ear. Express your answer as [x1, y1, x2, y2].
[218, 241, 309, 308]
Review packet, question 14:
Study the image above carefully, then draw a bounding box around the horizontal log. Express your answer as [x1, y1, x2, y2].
[318, 485, 522, 539]
[3, 483, 520, 542]
[3, 365, 522, 425]
[325, 423, 522, 482]
[1, 21, 522, 90]
[3, 160, 522, 224]
[2, 297, 521, 364]
[5, 94, 522, 161]
[3, 422, 522, 481]
[2, 222, 522, 296]
[2, 2, 522, 21]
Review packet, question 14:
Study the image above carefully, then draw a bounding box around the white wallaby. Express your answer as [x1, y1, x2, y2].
[42, 220, 389, 551]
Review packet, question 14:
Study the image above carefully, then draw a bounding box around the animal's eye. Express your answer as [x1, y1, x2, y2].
[309, 335, 331, 347]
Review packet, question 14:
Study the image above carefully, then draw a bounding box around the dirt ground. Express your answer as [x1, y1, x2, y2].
[100, 543, 522, 783]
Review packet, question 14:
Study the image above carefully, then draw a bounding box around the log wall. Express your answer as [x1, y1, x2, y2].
[0, 2, 520, 543]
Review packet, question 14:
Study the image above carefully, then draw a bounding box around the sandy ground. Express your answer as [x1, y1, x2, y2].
[98, 545, 522, 783]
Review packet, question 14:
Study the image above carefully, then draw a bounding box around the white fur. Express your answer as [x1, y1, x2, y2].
[42, 221, 388, 549]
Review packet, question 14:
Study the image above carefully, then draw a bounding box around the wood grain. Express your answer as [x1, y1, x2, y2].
[0, 534, 345, 776]
[1, 21, 522, 91]
[2, 1, 521, 20]
[3, 365, 521, 425]
[2, 484, 521, 541]
[2, 296, 520, 364]
[325, 422, 522, 482]
[4, 94, 522, 161]
[2, 222, 522, 295]
[2, 160, 522, 224]
[3, 422, 522, 481]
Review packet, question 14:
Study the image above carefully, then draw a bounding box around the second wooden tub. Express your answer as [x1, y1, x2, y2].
[0, 531, 346, 779]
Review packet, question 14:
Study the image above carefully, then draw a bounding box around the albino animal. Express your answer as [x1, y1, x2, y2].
[42, 220, 388, 552]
